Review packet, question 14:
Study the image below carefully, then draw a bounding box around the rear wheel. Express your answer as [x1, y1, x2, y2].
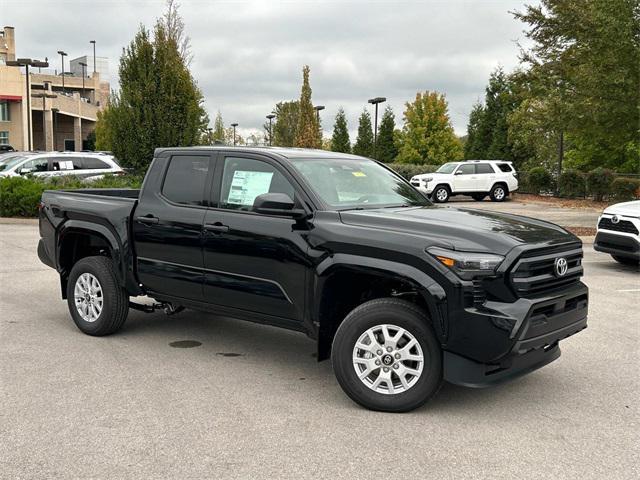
[331, 298, 443, 412]
[471, 194, 486, 201]
[612, 255, 640, 267]
[67, 256, 129, 336]
[432, 185, 450, 203]
[490, 184, 507, 202]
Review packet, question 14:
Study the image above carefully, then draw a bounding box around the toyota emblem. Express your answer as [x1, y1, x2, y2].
[554, 257, 568, 277]
[611, 215, 620, 224]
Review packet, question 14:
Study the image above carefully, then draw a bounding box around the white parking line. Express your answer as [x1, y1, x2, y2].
[617, 289, 640, 292]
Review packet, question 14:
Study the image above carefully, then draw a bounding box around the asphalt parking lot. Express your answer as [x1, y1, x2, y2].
[1, 214, 638, 479]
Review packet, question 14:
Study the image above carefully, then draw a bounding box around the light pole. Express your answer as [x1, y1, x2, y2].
[79, 62, 87, 99]
[207, 127, 213, 145]
[368, 96, 386, 159]
[231, 123, 238, 146]
[6, 57, 49, 151]
[314, 105, 325, 123]
[57, 50, 68, 93]
[266, 114, 275, 146]
[90, 40, 96, 75]
[32, 82, 57, 150]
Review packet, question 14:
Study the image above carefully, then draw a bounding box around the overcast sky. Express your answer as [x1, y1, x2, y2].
[4, 0, 534, 139]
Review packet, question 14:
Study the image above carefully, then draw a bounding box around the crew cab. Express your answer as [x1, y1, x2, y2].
[38, 147, 587, 412]
[594, 200, 640, 266]
[411, 160, 518, 203]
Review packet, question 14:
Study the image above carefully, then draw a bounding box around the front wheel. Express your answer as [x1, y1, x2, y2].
[432, 185, 450, 203]
[67, 256, 129, 336]
[612, 255, 640, 267]
[331, 298, 443, 412]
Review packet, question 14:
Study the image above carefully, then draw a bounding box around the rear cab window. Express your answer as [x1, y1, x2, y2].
[162, 155, 211, 206]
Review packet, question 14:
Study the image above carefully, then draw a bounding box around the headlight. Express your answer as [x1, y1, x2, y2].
[426, 247, 504, 280]
[423, 177, 433, 183]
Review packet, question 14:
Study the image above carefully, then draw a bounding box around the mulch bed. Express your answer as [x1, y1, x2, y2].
[565, 226, 597, 236]
[513, 193, 609, 210]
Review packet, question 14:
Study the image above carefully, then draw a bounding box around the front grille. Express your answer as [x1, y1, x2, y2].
[598, 217, 639, 235]
[510, 245, 583, 297]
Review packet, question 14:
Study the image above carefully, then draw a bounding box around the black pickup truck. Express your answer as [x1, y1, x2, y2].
[38, 147, 588, 412]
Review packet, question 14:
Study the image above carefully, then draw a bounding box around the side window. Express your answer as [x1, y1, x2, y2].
[497, 163, 514, 173]
[162, 155, 211, 206]
[219, 157, 295, 212]
[21, 157, 49, 173]
[51, 157, 75, 171]
[476, 163, 494, 174]
[456, 164, 475, 175]
[82, 157, 110, 170]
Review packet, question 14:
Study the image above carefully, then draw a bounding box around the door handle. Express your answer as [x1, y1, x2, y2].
[204, 223, 229, 233]
[136, 215, 159, 225]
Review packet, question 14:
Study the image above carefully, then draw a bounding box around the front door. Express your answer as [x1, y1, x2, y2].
[452, 163, 477, 192]
[202, 154, 310, 323]
[133, 153, 215, 301]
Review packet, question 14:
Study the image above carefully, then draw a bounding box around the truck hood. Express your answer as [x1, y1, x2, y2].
[603, 200, 640, 219]
[339, 206, 578, 255]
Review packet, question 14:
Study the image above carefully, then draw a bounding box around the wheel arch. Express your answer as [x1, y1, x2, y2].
[313, 254, 447, 361]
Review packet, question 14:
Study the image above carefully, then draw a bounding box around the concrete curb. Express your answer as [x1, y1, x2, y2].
[0, 217, 38, 225]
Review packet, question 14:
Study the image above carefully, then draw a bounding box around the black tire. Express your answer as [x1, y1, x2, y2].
[612, 255, 640, 267]
[331, 298, 443, 412]
[432, 185, 450, 203]
[66, 256, 129, 336]
[490, 183, 508, 202]
[471, 194, 486, 201]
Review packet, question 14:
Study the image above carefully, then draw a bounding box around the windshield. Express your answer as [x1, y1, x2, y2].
[0, 155, 29, 172]
[436, 163, 459, 174]
[290, 157, 430, 209]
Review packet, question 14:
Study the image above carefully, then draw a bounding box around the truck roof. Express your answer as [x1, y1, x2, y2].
[154, 146, 364, 161]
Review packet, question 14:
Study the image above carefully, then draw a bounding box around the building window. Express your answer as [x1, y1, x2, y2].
[0, 131, 9, 145]
[0, 101, 9, 121]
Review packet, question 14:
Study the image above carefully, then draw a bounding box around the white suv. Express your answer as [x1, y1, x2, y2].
[0, 151, 123, 181]
[410, 160, 518, 203]
[594, 200, 640, 266]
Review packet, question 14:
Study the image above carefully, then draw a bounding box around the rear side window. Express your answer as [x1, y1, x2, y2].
[497, 163, 514, 173]
[82, 157, 110, 169]
[51, 157, 75, 171]
[162, 155, 210, 206]
[476, 163, 494, 174]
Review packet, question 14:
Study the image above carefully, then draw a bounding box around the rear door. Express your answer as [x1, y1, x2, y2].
[133, 152, 216, 301]
[475, 162, 497, 191]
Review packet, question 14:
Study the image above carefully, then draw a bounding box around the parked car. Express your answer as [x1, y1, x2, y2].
[594, 200, 640, 266]
[0, 151, 123, 181]
[0, 145, 15, 152]
[37, 147, 587, 412]
[410, 160, 518, 203]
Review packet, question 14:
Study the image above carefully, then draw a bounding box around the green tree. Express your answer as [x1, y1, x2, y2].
[397, 91, 463, 164]
[513, 0, 640, 173]
[212, 111, 225, 143]
[294, 65, 321, 148]
[95, 2, 207, 171]
[272, 101, 299, 147]
[376, 106, 398, 162]
[353, 109, 374, 158]
[331, 107, 351, 153]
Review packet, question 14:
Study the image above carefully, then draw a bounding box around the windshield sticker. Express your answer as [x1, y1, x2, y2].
[352, 171, 367, 177]
[227, 170, 274, 205]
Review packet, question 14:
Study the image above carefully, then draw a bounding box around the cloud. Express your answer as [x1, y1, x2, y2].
[3, 0, 532, 139]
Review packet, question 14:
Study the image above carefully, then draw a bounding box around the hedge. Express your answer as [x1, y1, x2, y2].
[387, 163, 439, 180]
[521, 167, 554, 194]
[611, 177, 640, 201]
[586, 167, 615, 201]
[0, 174, 142, 217]
[558, 169, 586, 198]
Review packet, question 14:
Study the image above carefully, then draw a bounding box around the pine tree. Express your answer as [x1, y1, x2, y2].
[294, 65, 321, 148]
[273, 101, 299, 147]
[353, 109, 374, 158]
[376, 106, 397, 162]
[212, 111, 225, 143]
[96, 2, 207, 171]
[331, 107, 351, 153]
[464, 102, 486, 159]
[396, 91, 462, 164]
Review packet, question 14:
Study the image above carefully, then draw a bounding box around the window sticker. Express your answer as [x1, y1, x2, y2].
[352, 171, 367, 177]
[227, 170, 274, 205]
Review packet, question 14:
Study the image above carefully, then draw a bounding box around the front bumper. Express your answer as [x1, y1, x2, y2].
[594, 231, 640, 259]
[443, 282, 588, 388]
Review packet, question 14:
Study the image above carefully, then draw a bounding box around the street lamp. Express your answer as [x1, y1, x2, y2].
[89, 40, 96, 75]
[368, 96, 386, 159]
[231, 123, 238, 146]
[57, 50, 68, 93]
[32, 82, 57, 150]
[6, 57, 49, 151]
[314, 105, 325, 123]
[79, 62, 87, 98]
[266, 114, 276, 146]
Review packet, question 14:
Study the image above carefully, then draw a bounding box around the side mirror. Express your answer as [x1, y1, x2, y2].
[454, 170, 463, 175]
[253, 193, 306, 218]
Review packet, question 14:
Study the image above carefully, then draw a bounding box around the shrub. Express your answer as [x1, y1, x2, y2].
[0, 174, 142, 217]
[586, 167, 615, 201]
[387, 163, 439, 181]
[611, 177, 640, 201]
[522, 167, 553, 194]
[558, 169, 586, 198]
